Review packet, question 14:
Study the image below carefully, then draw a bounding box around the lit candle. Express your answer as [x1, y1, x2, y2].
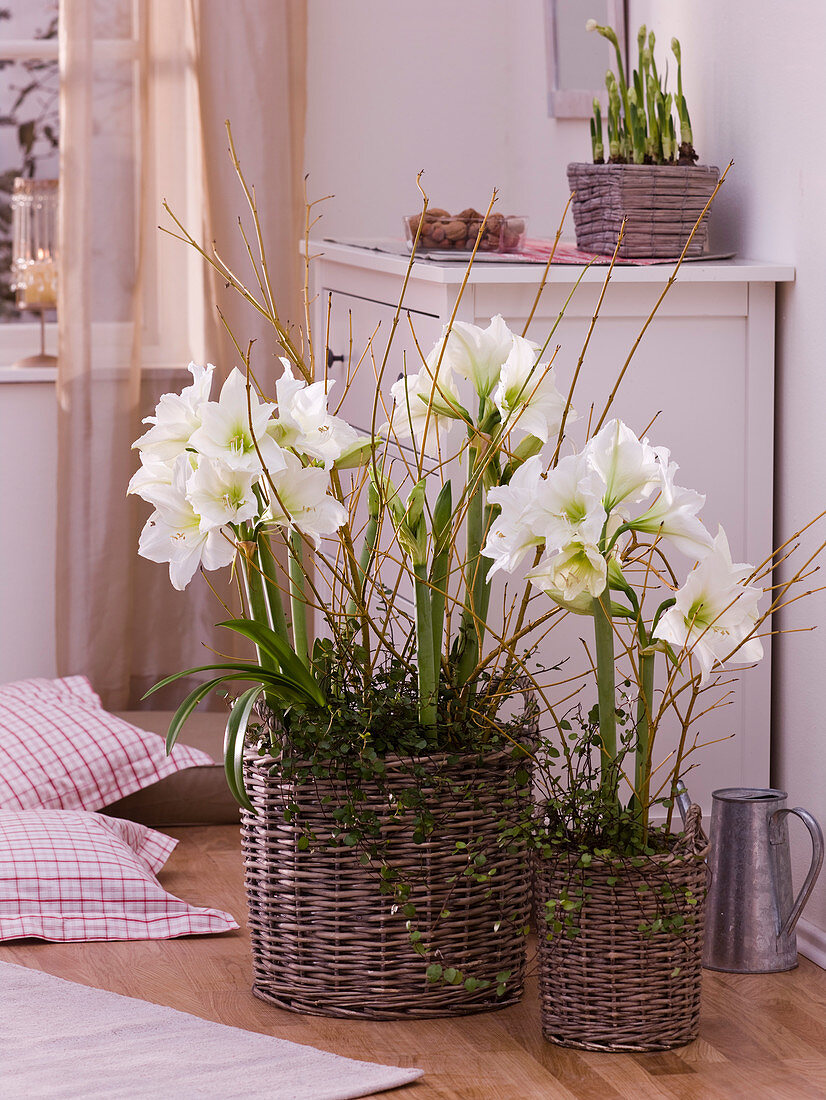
[20, 252, 57, 309]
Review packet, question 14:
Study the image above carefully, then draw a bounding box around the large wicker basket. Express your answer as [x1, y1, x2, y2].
[535, 805, 709, 1051]
[241, 748, 533, 1019]
[567, 163, 719, 259]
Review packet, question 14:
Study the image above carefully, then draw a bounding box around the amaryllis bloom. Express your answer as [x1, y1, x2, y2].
[189, 368, 285, 475]
[482, 456, 548, 576]
[137, 456, 236, 591]
[527, 541, 608, 606]
[482, 453, 606, 578]
[386, 357, 462, 459]
[127, 456, 174, 500]
[536, 452, 607, 552]
[586, 419, 662, 512]
[494, 335, 571, 444]
[132, 361, 214, 462]
[628, 460, 714, 558]
[435, 314, 517, 398]
[272, 360, 366, 468]
[186, 457, 260, 531]
[265, 451, 348, 547]
[653, 527, 763, 683]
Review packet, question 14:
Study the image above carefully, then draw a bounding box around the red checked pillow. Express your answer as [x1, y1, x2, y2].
[0, 810, 238, 941]
[0, 676, 213, 811]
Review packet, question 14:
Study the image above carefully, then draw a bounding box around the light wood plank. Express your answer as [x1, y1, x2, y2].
[4, 825, 826, 1099]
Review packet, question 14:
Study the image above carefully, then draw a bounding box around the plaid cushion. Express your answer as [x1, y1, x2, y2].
[0, 810, 238, 941]
[0, 676, 214, 812]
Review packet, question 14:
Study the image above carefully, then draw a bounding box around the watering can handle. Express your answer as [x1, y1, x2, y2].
[770, 807, 825, 938]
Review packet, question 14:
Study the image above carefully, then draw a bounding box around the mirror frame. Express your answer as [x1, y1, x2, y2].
[544, 0, 628, 119]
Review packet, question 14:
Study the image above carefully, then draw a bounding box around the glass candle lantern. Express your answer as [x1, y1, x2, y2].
[11, 177, 59, 312]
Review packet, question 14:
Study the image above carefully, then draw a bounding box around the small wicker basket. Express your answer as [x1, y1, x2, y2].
[241, 748, 533, 1019]
[535, 805, 709, 1052]
[566, 163, 719, 259]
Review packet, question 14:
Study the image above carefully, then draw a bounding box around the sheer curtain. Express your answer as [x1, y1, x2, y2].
[56, 0, 307, 710]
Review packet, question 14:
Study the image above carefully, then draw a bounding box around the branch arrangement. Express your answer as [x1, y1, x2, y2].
[128, 129, 822, 844]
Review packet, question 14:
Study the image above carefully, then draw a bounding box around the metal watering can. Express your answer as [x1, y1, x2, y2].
[677, 784, 824, 973]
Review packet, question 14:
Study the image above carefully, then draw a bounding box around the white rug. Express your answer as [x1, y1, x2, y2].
[0, 961, 423, 1099]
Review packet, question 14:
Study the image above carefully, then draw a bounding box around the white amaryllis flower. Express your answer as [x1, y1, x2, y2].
[494, 335, 571, 444]
[127, 456, 175, 500]
[586, 419, 662, 512]
[653, 527, 763, 683]
[527, 541, 608, 606]
[137, 456, 236, 591]
[386, 357, 462, 459]
[537, 452, 607, 552]
[434, 314, 517, 398]
[271, 359, 366, 468]
[482, 452, 606, 577]
[265, 451, 348, 547]
[482, 456, 548, 576]
[189, 368, 285, 475]
[186, 457, 260, 531]
[628, 460, 714, 558]
[132, 361, 214, 462]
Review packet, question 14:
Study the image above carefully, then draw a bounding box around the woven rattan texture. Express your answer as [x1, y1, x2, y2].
[567, 163, 719, 259]
[534, 806, 709, 1052]
[241, 750, 532, 1019]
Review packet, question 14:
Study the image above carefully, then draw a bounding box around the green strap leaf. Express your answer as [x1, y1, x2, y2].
[144, 662, 282, 697]
[224, 686, 262, 813]
[218, 619, 325, 704]
[162, 671, 318, 755]
[146, 664, 320, 710]
[164, 676, 231, 755]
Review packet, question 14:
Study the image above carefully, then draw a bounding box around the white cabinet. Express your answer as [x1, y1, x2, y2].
[310, 241, 794, 814]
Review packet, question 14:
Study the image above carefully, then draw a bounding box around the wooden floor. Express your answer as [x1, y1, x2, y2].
[5, 825, 826, 1099]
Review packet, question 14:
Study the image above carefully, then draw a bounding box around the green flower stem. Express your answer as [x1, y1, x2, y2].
[430, 544, 449, 685]
[346, 482, 379, 624]
[592, 592, 619, 805]
[634, 647, 655, 830]
[591, 101, 604, 163]
[414, 562, 438, 729]
[237, 539, 279, 710]
[455, 445, 483, 689]
[598, 23, 629, 129]
[257, 532, 289, 643]
[475, 503, 494, 648]
[237, 540, 277, 667]
[288, 530, 310, 667]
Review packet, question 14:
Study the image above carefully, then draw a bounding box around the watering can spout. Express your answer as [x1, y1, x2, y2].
[674, 779, 692, 825]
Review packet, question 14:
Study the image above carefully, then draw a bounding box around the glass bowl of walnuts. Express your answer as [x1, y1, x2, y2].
[403, 208, 527, 253]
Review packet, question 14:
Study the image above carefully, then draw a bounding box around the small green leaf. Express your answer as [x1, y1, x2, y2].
[426, 964, 443, 982]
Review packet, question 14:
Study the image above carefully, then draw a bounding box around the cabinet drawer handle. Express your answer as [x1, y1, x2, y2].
[326, 348, 344, 370]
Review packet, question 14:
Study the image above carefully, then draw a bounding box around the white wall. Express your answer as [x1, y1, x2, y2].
[307, 0, 826, 946]
[305, 0, 589, 239]
[627, 0, 826, 957]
